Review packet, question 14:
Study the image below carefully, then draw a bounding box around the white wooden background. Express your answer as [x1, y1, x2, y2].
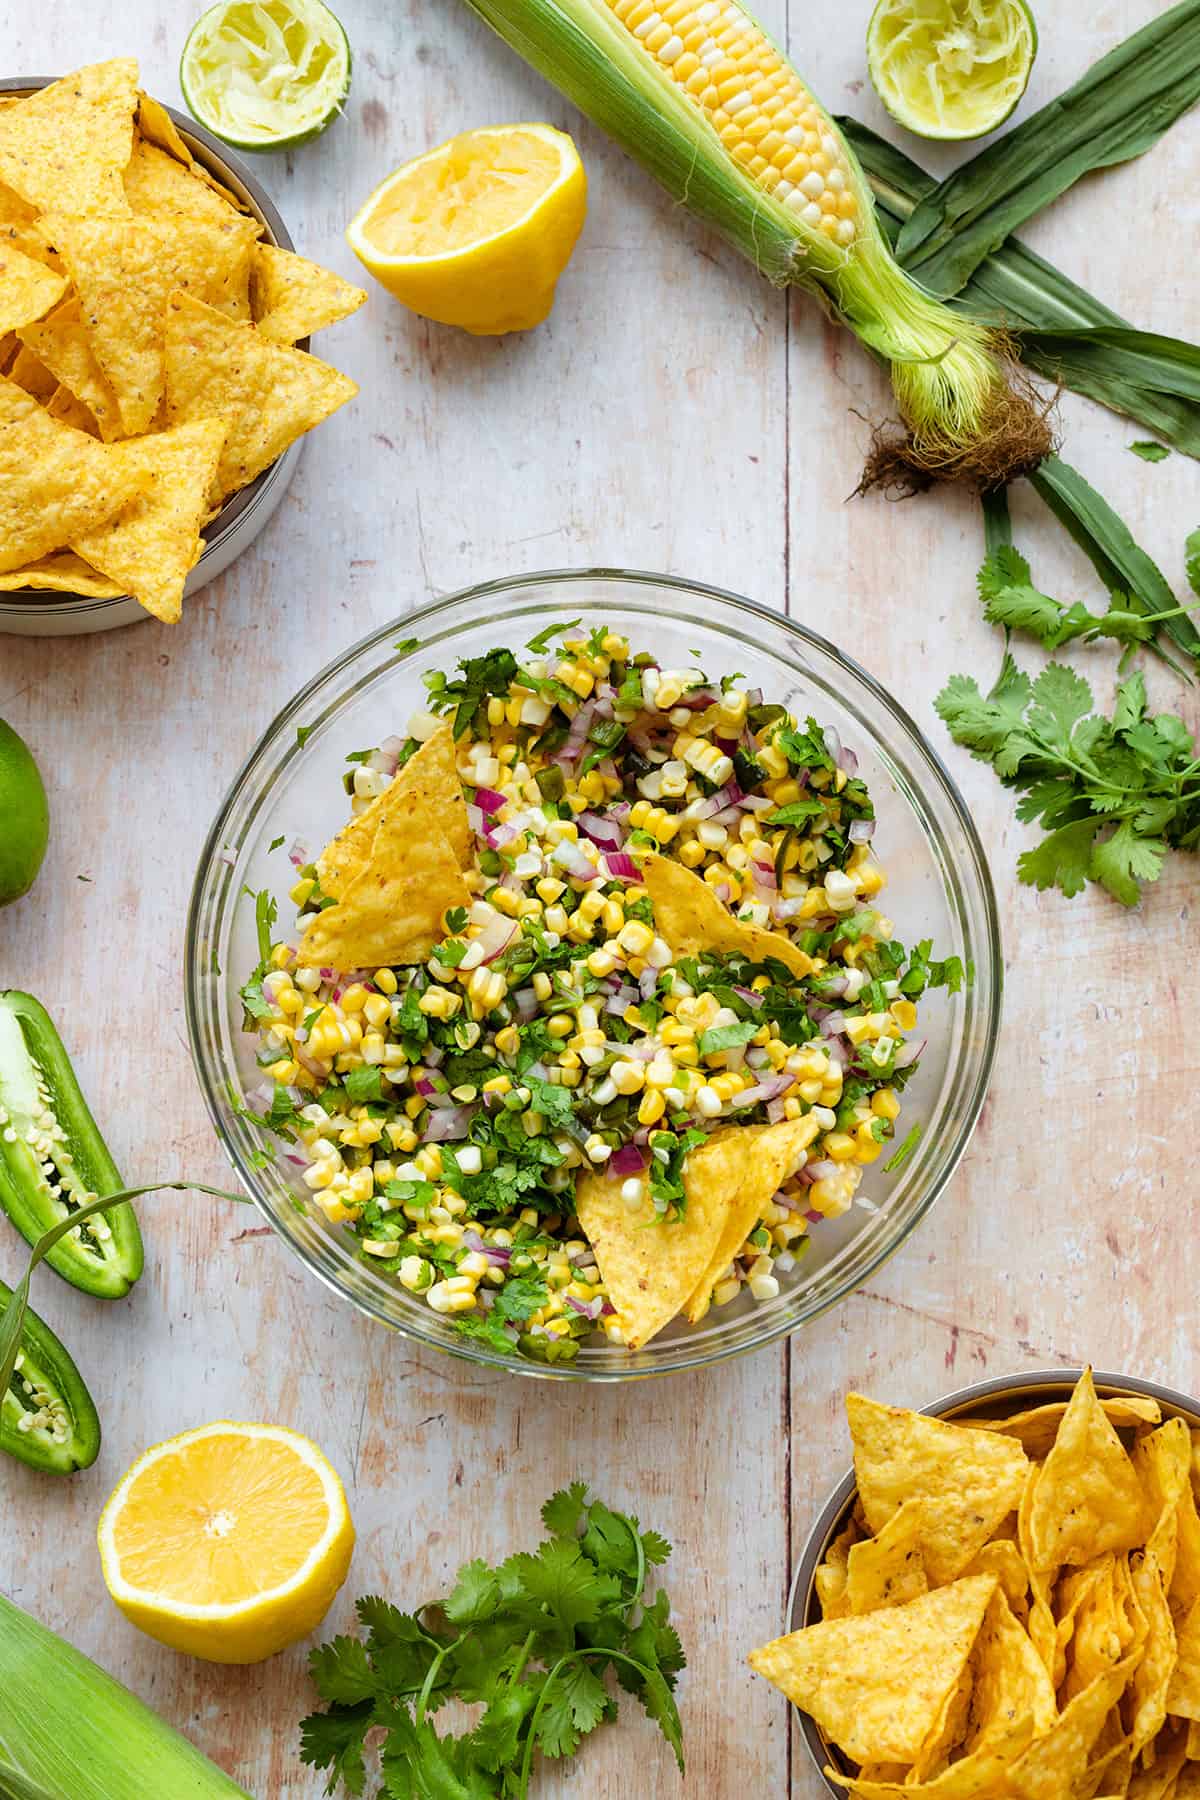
[1, 2, 1197, 1793]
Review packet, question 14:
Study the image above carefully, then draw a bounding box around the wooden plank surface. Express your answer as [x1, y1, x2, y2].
[1, 2, 1197, 1794]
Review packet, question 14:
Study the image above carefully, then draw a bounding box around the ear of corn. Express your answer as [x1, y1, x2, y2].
[461, 0, 1049, 486]
[0, 1592, 254, 1798]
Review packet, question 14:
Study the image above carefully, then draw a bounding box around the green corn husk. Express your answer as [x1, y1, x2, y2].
[0, 1594, 254, 1800]
[842, 118, 1200, 458]
[894, 0, 1200, 297]
[459, 0, 1053, 488]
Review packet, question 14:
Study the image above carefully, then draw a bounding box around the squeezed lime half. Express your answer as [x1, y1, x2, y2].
[181, 0, 351, 152]
[0, 719, 49, 906]
[867, 0, 1037, 141]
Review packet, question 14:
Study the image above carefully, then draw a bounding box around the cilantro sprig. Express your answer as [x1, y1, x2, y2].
[936, 658, 1200, 905]
[976, 543, 1196, 663]
[299, 1485, 685, 1798]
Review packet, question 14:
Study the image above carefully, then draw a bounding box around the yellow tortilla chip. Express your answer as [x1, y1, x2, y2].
[44, 383, 100, 435]
[124, 136, 256, 236]
[251, 242, 366, 344]
[1128, 1537, 1177, 1758]
[826, 1719, 1036, 1797]
[1175, 1471, 1200, 1615]
[7, 339, 57, 402]
[967, 1587, 1057, 1751]
[44, 211, 259, 436]
[815, 1517, 860, 1621]
[70, 417, 227, 623]
[575, 1126, 754, 1350]
[1007, 1656, 1138, 1800]
[846, 1394, 1030, 1585]
[638, 850, 814, 980]
[164, 290, 357, 498]
[682, 1114, 820, 1322]
[1168, 1596, 1200, 1720]
[135, 93, 251, 214]
[0, 60, 137, 216]
[0, 551, 123, 596]
[17, 309, 123, 441]
[297, 795, 471, 974]
[0, 383, 149, 572]
[1125, 1737, 1188, 1799]
[961, 1538, 1029, 1619]
[747, 1574, 997, 1766]
[1027, 1369, 1148, 1573]
[976, 1395, 1162, 1462]
[0, 244, 65, 336]
[845, 1499, 930, 1615]
[1059, 1557, 1128, 1704]
[316, 726, 470, 897]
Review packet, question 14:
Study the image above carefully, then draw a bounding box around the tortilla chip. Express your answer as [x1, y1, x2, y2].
[124, 136, 255, 237]
[748, 1575, 997, 1766]
[846, 1394, 1030, 1585]
[297, 793, 471, 974]
[17, 309, 123, 440]
[845, 1499, 931, 1615]
[251, 242, 366, 344]
[1059, 1557, 1128, 1703]
[0, 384, 149, 571]
[1007, 1655, 1138, 1800]
[976, 1395, 1162, 1462]
[961, 1538, 1029, 1618]
[1027, 1369, 1148, 1572]
[0, 551, 123, 596]
[164, 290, 357, 498]
[682, 1114, 821, 1322]
[1129, 1537, 1178, 1757]
[7, 339, 57, 402]
[911, 1664, 973, 1784]
[1125, 1737, 1188, 1799]
[576, 1126, 760, 1350]
[0, 60, 137, 216]
[826, 1719, 1036, 1797]
[44, 211, 259, 436]
[135, 93, 250, 214]
[316, 726, 470, 897]
[70, 417, 227, 622]
[44, 383, 101, 435]
[0, 244, 65, 336]
[968, 1587, 1058, 1756]
[1175, 1473, 1200, 1615]
[815, 1518, 860, 1621]
[638, 851, 815, 981]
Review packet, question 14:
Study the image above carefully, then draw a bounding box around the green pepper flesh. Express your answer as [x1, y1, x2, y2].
[0, 1278, 100, 1473]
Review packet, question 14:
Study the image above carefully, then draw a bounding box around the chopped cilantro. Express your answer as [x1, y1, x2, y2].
[267, 834, 286, 853]
[393, 635, 420, 655]
[697, 1021, 758, 1057]
[525, 617, 581, 655]
[344, 1066, 383, 1104]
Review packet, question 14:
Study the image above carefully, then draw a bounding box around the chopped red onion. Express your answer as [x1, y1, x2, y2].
[638, 966, 658, 1001]
[564, 1294, 603, 1321]
[415, 1076, 436, 1097]
[745, 686, 763, 708]
[466, 804, 485, 837]
[837, 745, 859, 777]
[423, 1044, 445, 1068]
[894, 1038, 925, 1069]
[674, 686, 717, 711]
[513, 986, 539, 1021]
[806, 1159, 838, 1181]
[610, 1142, 646, 1176]
[733, 986, 763, 1009]
[766, 1097, 787, 1123]
[805, 1208, 824, 1225]
[824, 1037, 849, 1067]
[477, 914, 518, 963]
[773, 1190, 800, 1211]
[421, 1105, 474, 1142]
[819, 1011, 847, 1038]
[771, 897, 803, 921]
[731, 1074, 793, 1109]
[486, 820, 520, 850]
[367, 748, 399, 776]
[604, 986, 640, 1014]
[474, 786, 506, 815]
[848, 818, 875, 844]
[738, 793, 774, 813]
[578, 811, 623, 849]
[715, 883, 731, 904]
[558, 696, 597, 765]
[287, 837, 311, 869]
[601, 852, 639, 882]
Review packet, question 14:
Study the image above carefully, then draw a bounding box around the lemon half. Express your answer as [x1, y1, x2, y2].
[98, 1421, 355, 1664]
[346, 123, 587, 335]
[867, 0, 1038, 141]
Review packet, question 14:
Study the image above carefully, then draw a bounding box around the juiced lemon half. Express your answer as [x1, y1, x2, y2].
[346, 123, 587, 334]
[97, 1421, 354, 1664]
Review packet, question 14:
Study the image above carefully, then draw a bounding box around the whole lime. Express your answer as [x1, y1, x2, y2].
[0, 719, 49, 905]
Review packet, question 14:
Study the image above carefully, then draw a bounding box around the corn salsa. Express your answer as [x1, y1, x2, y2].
[239, 623, 962, 1361]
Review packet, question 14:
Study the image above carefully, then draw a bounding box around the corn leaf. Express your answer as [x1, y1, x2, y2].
[893, 0, 1200, 296]
[1029, 456, 1200, 662]
[0, 1595, 254, 1800]
[842, 118, 1200, 457]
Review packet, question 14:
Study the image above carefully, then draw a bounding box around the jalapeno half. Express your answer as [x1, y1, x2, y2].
[1, 1279, 100, 1473]
[0, 991, 143, 1298]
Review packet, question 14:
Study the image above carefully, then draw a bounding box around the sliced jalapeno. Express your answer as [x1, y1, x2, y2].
[1, 1280, 100, 1474]
[0, 991, 143, 1299]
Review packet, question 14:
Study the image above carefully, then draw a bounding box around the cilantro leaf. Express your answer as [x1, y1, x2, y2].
[344, 1065, 383, 1103]
[1016, 818, 1100, 898]
[1089, 819, 1166, 907]
[697, 1020, 758, 1056]
[1129, 440, 1170, 462]
[492, 1276, 548, 1325]
[542, 1482, 589, 1540]
[1187, 529, 1200, 600]
[299, 1702, 372, 1796]
[308, 1637, 378, 1706]
[535, 1660, 610, 1758]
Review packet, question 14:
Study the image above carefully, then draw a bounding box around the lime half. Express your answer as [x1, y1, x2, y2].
[867, 0, 1037, 141]
[0, 719, 49, 906]
[181, 0, 351, 153]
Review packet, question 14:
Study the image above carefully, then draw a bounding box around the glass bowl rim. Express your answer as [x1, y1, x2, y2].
[787, 1365, 1200, 1792]
[0, 76, 296, 620]
[185, 565, 1003, 1381]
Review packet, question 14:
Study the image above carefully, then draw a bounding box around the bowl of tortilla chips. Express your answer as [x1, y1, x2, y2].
[763, 1368, 1200, 1797]
[0, 60, 365, 636]
[187, 571, 1002, 1378]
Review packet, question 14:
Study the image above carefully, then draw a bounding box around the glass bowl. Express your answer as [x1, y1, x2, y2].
[186, 570, 1002, 1380]
[0, 79, 301, 639]
[786, 1367, 1200, 1792]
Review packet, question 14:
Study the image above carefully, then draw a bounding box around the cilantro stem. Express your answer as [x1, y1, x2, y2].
[516, 1650, 659, 1800]
[508, 1630, 536, 1687]
[415, 1644, 451, 1726]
